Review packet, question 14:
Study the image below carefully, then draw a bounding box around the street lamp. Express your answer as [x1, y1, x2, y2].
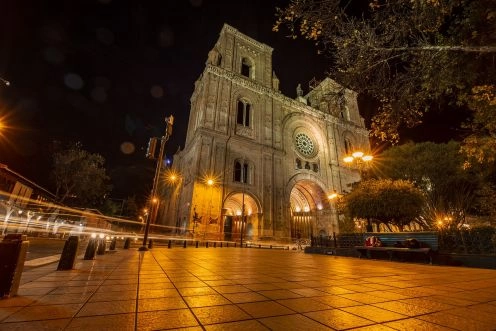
[343, 151, 373, 182]
[140, 115, 174, 251]
[203, 177, 215, 240]
[343, 151, 373, 166]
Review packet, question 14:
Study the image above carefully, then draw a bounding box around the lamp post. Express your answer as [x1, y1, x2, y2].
[140, 115, 174, 251]
[203, 178, 214, 240]
[327, 191, 340, 246]
[343, 151, 373, 176]
[239, 165, 247, 247]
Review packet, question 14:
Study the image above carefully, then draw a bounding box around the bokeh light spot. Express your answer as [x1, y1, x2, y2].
[150, 85, 164, 98]
[91, 87, 107, 103]
[120, 141, 135, 154]
[64, 73, 84, 90]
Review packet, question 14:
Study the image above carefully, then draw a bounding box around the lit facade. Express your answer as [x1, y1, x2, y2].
[162, 24, 370, 242]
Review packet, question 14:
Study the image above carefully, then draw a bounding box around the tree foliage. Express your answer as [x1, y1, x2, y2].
[344, 179, 425, 231]
[274, 0, 496, 143]
[51, 143, 111, 207]
[461, 85, 496, 165]
[372, 141, 495, 227]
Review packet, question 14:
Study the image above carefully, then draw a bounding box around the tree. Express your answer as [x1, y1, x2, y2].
[344, 179, 425, 231]
[461, 85, 496, 165]
[372, 141, 483, 227]
[274, 0, 496, 143]
[123, 195, 139, 219]
[51, 143, 111, 207]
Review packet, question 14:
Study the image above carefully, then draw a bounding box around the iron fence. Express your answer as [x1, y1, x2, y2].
[312, 227, 496, 255]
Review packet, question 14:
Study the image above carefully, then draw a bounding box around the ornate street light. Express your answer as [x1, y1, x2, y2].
[343, 151, 373, 183]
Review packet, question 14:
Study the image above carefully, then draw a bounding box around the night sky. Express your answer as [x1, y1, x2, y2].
[0, 0, 464, 201]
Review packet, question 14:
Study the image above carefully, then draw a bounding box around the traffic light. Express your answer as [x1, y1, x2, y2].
[165, 115, 174, 136]
[146, 137, 158, 159]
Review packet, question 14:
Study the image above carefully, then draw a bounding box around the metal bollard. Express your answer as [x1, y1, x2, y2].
[183, 240, 186, 248]
[57, 236, 79, 270]
[259, 244, 261, 249]
[124, 237, 131, 249]
[206, 242, 209, 248]
[234, 243, 236, 248]
[195, 241, 199, 248]
[214, 242, 216, 248]
[84, 238, 99, 260]
[220, 242, 223, 248]
[270, 245, 273, 249]
[168, 240, 171, 249]
[0, 234, 29, 297]
[96, 238, 106, 255]
[109, 237, 117, 251]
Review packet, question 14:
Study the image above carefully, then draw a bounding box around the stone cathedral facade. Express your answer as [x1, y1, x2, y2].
[163, 24, 370, 242]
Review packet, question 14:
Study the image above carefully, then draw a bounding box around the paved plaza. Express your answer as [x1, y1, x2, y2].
[1, 247, 496, 330]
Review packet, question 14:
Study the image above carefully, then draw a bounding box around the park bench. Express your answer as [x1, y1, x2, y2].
[355, 232, 438, 264]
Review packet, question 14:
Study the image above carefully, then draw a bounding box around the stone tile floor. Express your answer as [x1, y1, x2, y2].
[1, 248, 496, 330]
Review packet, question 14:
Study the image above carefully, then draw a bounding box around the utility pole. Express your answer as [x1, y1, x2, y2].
[140, 115, 174, 251]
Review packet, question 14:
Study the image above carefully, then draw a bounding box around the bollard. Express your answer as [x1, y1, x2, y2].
[109, 237, 117, 251]
[0, 234, 29, 297]
[168, 240, 171, 249]
[270, 245, 273, 249]
[84, 238, 99, 260]
[97, 238, 106, 255]
[234, 243, 236, 248]
[220, 242, 223, 248]
[259, 244, 261, 249]
[214, 242, 216, 248]
[148, 239, 153, 249]
[124, 237, 131, 249]
[206, 242, 209, 248]
[195, 241, 199, 248]
[183, 240, 186, 248]
[226, 242, 228, 247]
[57, 236, 79, 270]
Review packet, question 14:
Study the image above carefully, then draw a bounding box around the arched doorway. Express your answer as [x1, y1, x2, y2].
[222, 192, 260, 242]
[289, 179, 331, 240]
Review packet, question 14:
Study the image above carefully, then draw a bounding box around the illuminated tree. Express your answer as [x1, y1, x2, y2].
[462, 85, 496, 166]
[373, 141, 494, 227]
[274, 0, 496, 143]
[344, 179, 425, 231]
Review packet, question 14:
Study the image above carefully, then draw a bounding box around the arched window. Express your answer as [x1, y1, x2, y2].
[344, 138, 353, 155]
[237, 100, 251, 127]
[241, 57, 254, 78]
[234, 160, 249, 183]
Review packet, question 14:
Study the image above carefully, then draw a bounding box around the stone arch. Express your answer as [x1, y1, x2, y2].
[221, 191, 262, 241]
[284, 173, 334, 240]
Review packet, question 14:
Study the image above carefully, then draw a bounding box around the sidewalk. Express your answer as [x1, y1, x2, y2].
[1, 247, 496, 330]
